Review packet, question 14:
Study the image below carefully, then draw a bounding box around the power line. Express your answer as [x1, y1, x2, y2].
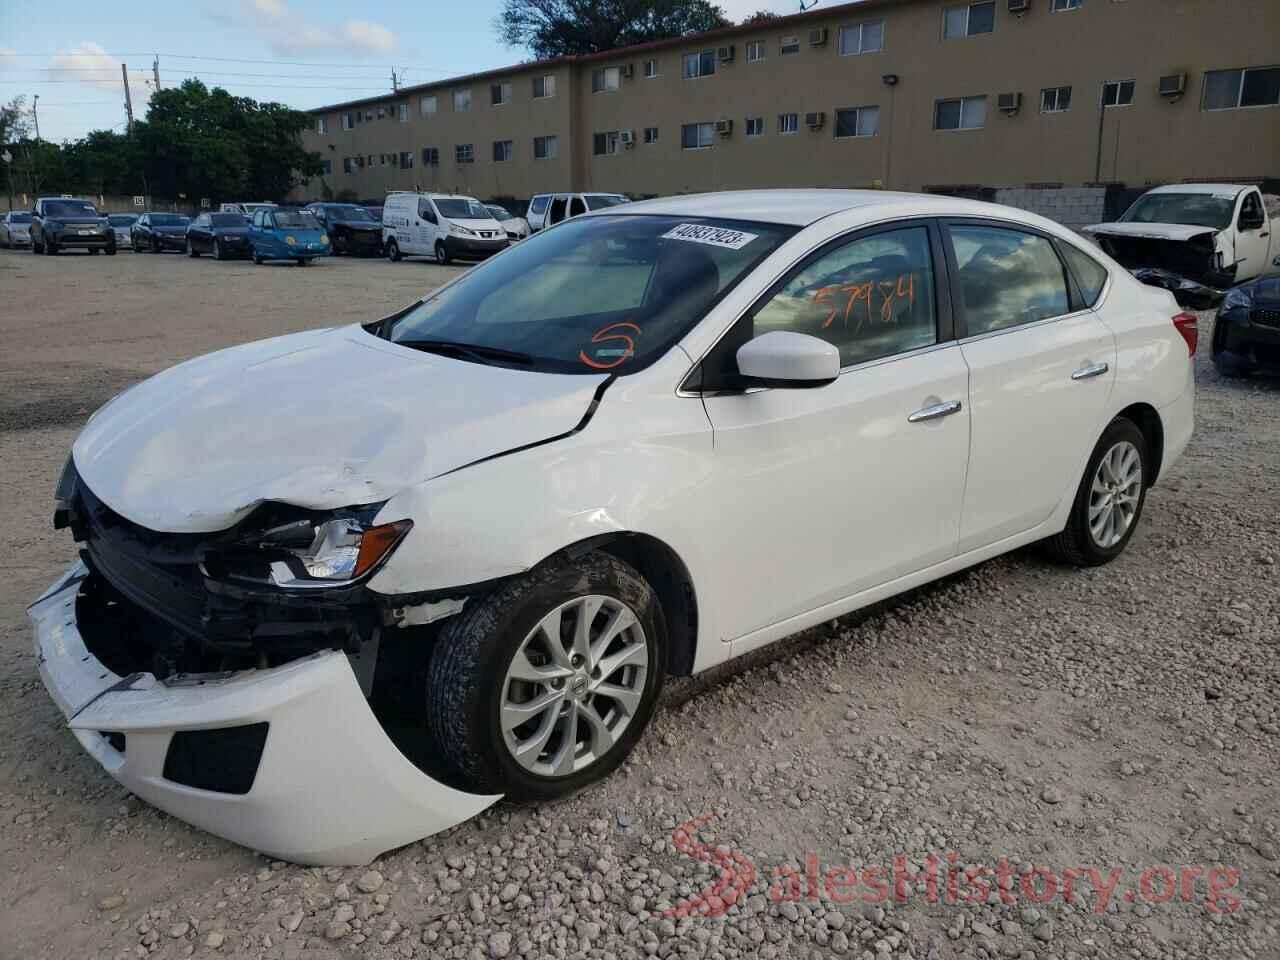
[7, 67, 410, 81]
[0, 79, 393, 90]
[1, 51, 454, 73]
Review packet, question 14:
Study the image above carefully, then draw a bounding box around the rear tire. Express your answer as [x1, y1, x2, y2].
[386, 239, 401, 262]
[426, 551, 665, 800]
[106, 246, 116, 256]
[151, 238, 161, 254]
[1041, 417, 1148, 567]
[45, 240, 57, 255]
[252, 251, 263, 265]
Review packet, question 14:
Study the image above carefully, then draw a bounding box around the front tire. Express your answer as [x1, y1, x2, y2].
[213, 239, 224, 260]
[187, 239, 199, 257]
[426, 552, 665, 800]
[434, 241, 451, 266]
[252, 250, 263, 265]
[1042, 417, 1148, 567]
[151, 238, 161, 254]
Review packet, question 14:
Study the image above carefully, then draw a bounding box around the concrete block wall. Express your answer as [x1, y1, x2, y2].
[994, 187, 1107, 231]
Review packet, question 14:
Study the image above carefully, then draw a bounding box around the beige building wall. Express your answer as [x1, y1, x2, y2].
[295, 0, 1280, 206]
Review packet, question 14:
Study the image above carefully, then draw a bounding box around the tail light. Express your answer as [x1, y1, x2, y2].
[1172, 312, 1198, 356]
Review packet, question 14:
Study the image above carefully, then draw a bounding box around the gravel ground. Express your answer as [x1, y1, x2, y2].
[1, 247, 1278, 960]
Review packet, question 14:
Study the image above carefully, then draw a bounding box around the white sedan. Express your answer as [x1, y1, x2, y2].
[485, 203, 531, 242]
[32, 190, 1195, 864]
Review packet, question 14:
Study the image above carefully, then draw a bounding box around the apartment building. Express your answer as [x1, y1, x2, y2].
[295, 0, 1280, 218]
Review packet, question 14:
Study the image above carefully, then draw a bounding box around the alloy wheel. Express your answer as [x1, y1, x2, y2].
[499, 594, 650, 778]
[1088, 440, 1142, 549]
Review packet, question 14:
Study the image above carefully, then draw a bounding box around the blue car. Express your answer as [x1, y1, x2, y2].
[248, 208, 329, 265]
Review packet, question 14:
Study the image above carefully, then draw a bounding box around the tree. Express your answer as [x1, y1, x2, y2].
[496, 0, 731, 59]
[1, 96, 32, 205]
[740, 10, 780, 24]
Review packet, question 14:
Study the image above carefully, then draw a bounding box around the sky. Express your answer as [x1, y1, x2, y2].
[0, 0, 802, 143]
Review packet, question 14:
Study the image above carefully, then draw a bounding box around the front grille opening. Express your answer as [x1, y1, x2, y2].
[99, 731, 126, 753]
[163, 723, 269, 795]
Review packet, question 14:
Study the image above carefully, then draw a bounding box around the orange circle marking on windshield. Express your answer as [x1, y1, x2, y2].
[580, 321, 642, 369]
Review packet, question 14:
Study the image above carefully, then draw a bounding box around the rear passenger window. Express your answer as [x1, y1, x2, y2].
[751, 226, 938, 368]
[530, 196, 549, 215]
[948, 225, 1069, 335]
[1060, 242, 1108, 307]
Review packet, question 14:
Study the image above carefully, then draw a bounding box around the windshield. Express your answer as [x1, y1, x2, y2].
[10, 212, 33, 223]
[434, 198, 490, 220]
[585, 195, 628, 211]
[327, 205, 374, 222]
[380, 214, 794, 374]
[210, 213, 248, 226]
[150, 214, 189, 226]
[1121, 193, 1235, 230]
[273, 211, 319, 228]
[485, 205, 512, 220]
[46, 200, 98, 218]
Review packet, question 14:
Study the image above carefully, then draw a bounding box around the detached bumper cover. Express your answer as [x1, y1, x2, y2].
[1131, 267, 1225, 310]
[31, 562, 500, 865]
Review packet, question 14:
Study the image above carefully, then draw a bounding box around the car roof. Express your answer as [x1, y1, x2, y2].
[583, 189, 1058, 229]
[1144, 183, 1248, 198]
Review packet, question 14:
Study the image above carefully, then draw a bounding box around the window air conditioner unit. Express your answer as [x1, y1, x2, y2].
[1008, 0, 1030, 13]
[715, 118, 733, 136]
[717, 45, 735, 62]
[621, 63, 634, 79]
[808, 28, 828, 46]
[805, 111, 826, 129]
[997, 91, 1022, 113]
[1158, 73, 1186, 98]
[619, 129, 635, 146]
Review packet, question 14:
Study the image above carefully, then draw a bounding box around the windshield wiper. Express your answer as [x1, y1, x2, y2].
[394, 339, 535, 366]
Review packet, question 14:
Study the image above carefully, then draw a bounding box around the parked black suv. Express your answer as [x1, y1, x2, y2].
[31, 197, 115, 255]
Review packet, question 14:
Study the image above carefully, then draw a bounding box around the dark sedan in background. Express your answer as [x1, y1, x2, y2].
[130, 213, 191, 253]
[1212, 274, 1280, 377]
[305, 202, 383, 256]
[186, 212, 252, 259]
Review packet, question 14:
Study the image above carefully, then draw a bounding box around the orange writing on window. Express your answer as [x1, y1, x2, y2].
[580, 321, 642, 369]
[814, 273, 916, 332]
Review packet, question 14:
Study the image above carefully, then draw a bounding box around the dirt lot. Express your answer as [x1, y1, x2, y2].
[1, 247, 1278, 960]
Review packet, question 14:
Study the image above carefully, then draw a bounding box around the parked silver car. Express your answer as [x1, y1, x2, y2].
[0, 210, 33, 248]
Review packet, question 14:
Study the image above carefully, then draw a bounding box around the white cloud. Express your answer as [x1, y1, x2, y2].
[0, 47, 18, 69]
[49, 42, 151, 108]
[236, 0, 397, 56]
[717, 0, 797, 22]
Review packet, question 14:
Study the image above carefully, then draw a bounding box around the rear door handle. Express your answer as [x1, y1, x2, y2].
[908, 400, 963, 423]
[1071, 362, 1110, 381]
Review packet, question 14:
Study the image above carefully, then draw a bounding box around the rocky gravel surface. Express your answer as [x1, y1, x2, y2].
[1, 250, 1278, 960]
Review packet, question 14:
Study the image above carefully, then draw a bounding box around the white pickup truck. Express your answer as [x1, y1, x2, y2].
[1084, 183, 1278, 307]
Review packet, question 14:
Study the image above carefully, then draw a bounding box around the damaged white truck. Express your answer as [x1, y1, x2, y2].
[1084, 183, 1278, 308]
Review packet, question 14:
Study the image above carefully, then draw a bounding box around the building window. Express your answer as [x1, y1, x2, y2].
[682, 50, 716, 79]
[377, 106, 386, 120]
[1101, 79, 1135, 107]
[680, 122, 715, 149]
[398, 103, 409, 123]
[943, 1, 995, 38]
[342, 157, 354, 174]
[533, 135, 558, 159]
[420, 95, 437, 117]
[593, 131, 621, 155]
[1051, 0, 1082, 10]
[399, 151, 414, 169]
[778, 112, 799, 134]
[643, 126, 659, 143]
[592, 66, 621, 92]
[379, 154, 387, 167]
[532, 74, 556, 98]
[644, 59, 659, 78]
[493, 140, 513, 162]
[455, 143, 474, 163]
[422, 147, 440, 166]
[835, 106, 880, 137]
[838, 21, 884, 56]
[745, 40, 765, 62]
[1041, 86, 1072, 112]
[342, 112, 354, 131]
[935, 95, 987, 129]
[779, 35, 800, 55]
[453, 89, 472, 111]
[491, 81, 512, 106]
[745, 116, 765, 136]
[319, 158, 332, 175]
[316, 116, 328, 135]
[1203, 67, 1280, 110]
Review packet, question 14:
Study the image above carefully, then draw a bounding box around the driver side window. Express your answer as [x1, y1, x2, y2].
[751, 225, 939, 368]
[418, 199, 437, 223]
[1239, 193, 1263, 230]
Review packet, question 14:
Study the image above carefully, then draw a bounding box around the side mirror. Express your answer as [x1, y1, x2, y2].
[736, 331, 840, 388]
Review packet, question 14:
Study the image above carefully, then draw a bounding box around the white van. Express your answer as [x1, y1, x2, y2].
[382, 192, 508, 265]
[526, 192, 629, 233]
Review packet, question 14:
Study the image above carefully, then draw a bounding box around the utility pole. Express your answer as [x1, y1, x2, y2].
[391, 68, 399, 92]
[152, 55, 161, 91]
[31, 94, 40, 141]
[121, 64, 134, 134]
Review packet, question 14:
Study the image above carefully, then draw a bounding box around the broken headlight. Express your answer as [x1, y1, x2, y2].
[210, 514, 412, 589]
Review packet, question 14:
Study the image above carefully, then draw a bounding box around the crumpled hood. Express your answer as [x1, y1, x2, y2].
[1085, 222, 1217, 243]
[72, 326, 607, 533]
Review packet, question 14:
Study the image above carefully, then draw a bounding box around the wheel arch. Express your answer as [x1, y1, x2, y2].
[1115, 402, 1164, 485]
[556, 532, 700, 677]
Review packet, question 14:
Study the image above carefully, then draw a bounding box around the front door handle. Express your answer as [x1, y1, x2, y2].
[908, 400, 963, 423]
[1071, 361, 1110, 381]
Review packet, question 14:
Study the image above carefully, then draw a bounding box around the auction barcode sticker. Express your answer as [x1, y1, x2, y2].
[661, 223, 759, 250]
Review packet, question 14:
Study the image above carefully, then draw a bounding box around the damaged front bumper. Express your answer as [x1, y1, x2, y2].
[30, 562, 500, 865]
